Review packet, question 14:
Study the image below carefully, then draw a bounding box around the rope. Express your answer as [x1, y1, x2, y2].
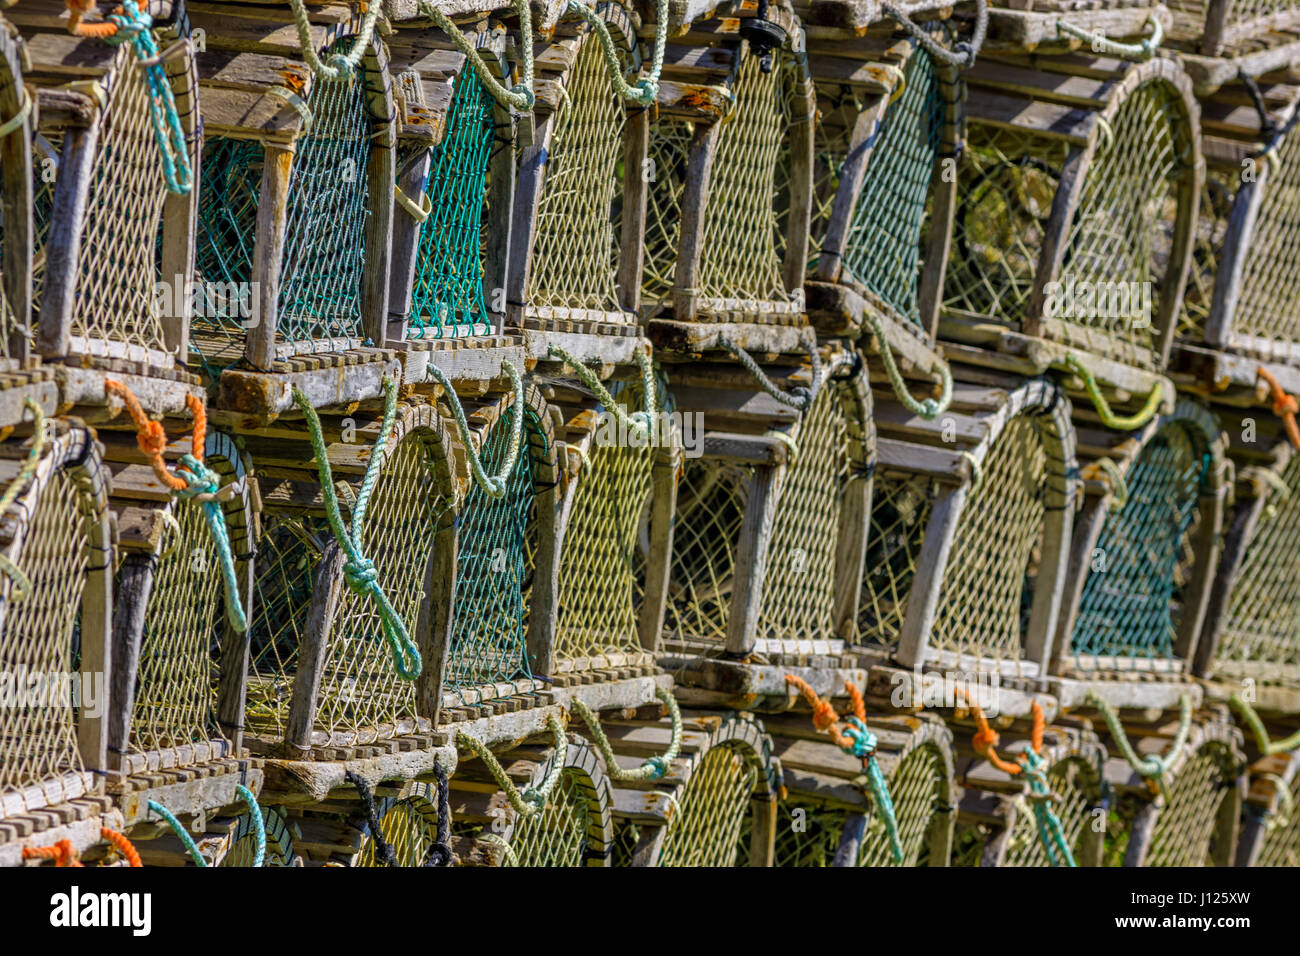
[882, 0, 986, 68]
[1241, 69, 1300, 159]
[1089, 692, 1193, 789]
[456, 713, 568, 816]
[784, 675, 903, 863]
[427, 359, 525, 499]
[394, 184, 432, 222]
[287, 0, 382, 81]
[105, 381, 248, 633]
[565, 0, 666, 106]
[1081, 456, 1128, 512]
[100, 828, 142, 867]
[1063, 355, 1166, 430]
[479, 832, 520, 866]
[235, 784, 265, 868]
[422, 759, 453, 867]
[718, 338, 823, 411]
[1257, 366, 1300, 452]
[572, 687, 681, 781]
[418, 0, 535, 111]
[1229, 694, 1300, 756]
[1260, 772, 1295, 832]
[22, 839, 83, 867]
[864, 309, 953, 419]
[1056, 12, 1163, 60]
[547, 344, 658, 443]
[291, 374, 421, 679]
[0, 83, 31, 138]
[103, 0, 192, 194]
[346, 771, 398, 866]
[0, 398, 46, 603]
[148, 799, 207, 866]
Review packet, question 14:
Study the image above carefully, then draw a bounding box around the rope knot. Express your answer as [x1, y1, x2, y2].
[175, 453, 220, 498]
[972, 724, 1000, 755]
[135, 419, 170, 459]
[810, 698, 838, 732]
[105, 2, 150, 42]
[344, 556, 378, 593]
[843, 717, 877, 759]
[511, 85, 536, 110]
[325, 53, 355, 78]
[643, 755, 670, 780]
[633, 78, 658, 105]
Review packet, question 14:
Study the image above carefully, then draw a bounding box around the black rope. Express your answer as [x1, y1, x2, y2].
[1240, 69, 1300, 158]
[346, 770, 398, 867]
[423, 760, 454, 867]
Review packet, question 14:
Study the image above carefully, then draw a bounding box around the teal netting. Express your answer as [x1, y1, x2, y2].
[408, 68, 495, 337]
[1071, 421, 1210, 660]
[443, 405, 540, 700]
[839, 45, 943, 324]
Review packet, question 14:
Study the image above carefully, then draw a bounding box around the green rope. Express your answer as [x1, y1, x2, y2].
[718, 338, 823, 411]
[172, 457, 248, 633]
[235, 784, 265, 868]
[1064, 354, 1166, 430]
[547, 344, 658, 443]
[148, 799, 207, 866]
[105, 0, 192, 194]
[1057, 13, 1162, 61]
[1229, 694, 1300, 756]
[1089, 692, 1192, 785]
[839, 717, 903, 864]
[419, 0, 535, 111]
[864, 309, 953, 419]
[1017, 750, 1077, 866]
[427, 359, 525, 498]
[572, 688, 681, 781]
[456, 713, 568, 815]
[1089, 456, 1129, 513]
[0, 83, 31, 138]
[290, 374, 422, 679]
[287, 0, 382, 80]
[565, 0, 666, 106]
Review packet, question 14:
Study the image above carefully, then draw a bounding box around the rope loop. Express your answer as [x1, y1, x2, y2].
[566, 0, 668, 106]
[235, 784, 266, 868]
[428, 359, 526, 499]
[1082, 456, 1128, 512]
[345, 770, 398, 866]
[422, 759, 454, 867]
[1257, 366, 1300, 451]
[548, 344, 658, 444]
[0, 397, 47, 603]
[148, 799, 207, 866]
[864, 309, 953, 419]
[882, 0, 986, 68]
[1229, 694, 1300, 756]
[0, 83, 31, 138]
[100, 827, 142, 867]
[572, 687, 681, 781]
[419, 0, 535, 112]
[288, 0, 382, 81]
[718, 338, 823, 411]
[1063, 355, 1166, 431]
[1089, 692, 1193, 788]
[456, 713, 568, 817]
[22, 838, 82, 867]
[1056, 12, 1163, 61]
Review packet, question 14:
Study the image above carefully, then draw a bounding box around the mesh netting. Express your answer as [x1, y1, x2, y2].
[858, 474, 936, 653]
[450, 766, 596, 866]
[930, 415, 1048, 665]
[1177, 167, 1235, 342]
[444, 406, 540, 700]
[806, 95, 857, 264]
[222, 805, 295, 867]
[858, 742, 949, 867]
[641, 117, 692, 313]
[1144, 740, 1237, 866]
[771, 799, 844, 866]
[840, 46, 944, 324]
[408, 68, 495, 337]
[1216, 455, 1300, 684]
[1255, 772, 1300, 866]
[356, 790, 441, 866]
[1231, 124, 1300, 349]
[30, 137, 57, 317]
[1071, 420, 1210, 660]
[657, 741, 757, 866]
[526, 33, 626, 314]
[1000, 755, 1101, 867]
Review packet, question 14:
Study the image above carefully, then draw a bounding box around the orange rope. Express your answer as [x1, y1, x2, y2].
[784, 675, 864, 753]
[22, 839, 83, 867]
[1258, 366, 1300, 451]
[101, 827, 142, 868]
[957, 690, 1048, 778]
[105, 381, 206, 489]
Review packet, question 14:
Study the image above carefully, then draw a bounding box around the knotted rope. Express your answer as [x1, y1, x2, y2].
[419, 0, 535, 111]
[104, 381, 248, 633]
[346, 770, 398, 866]
[1257, 366, 1300, 451]
[288, 0, 382, 81]
[1081, 456, 1128, 512]
[1241, 465, 1290, 520]
[882, 0, 986, 68]
[784, 675, 902, 863]
[427, 359, 525, 499]
[1229, 694, 1300, 757]
[1063, 355, 1166, 431]
[1088, 692, 1192, 796]
[1240, 69, 1300, 160]
[0, 398, 47, 604]
[719, 338, 823, 411]
[235, 784, 265, 868]
[963, 694, 1076, 866]
[456, 713, 568, 817]
[566, 0, 666, 106]
[1057, 12, 1162, 60]
[102, 0, 192, 194]
[548, 344, 659, 445]
[572, 687, 681, 781]
[865, 309, 953, 419]
[148, 799, 207, 866]
[100, 827, 142, 867]
[22, 838, 82, 867]
[422, 759, 453, 867]
[291, 374, 421, 679]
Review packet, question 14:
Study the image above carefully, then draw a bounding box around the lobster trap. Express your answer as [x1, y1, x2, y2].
[766, 710, 956, 866]
[1235, 748, 1300, 866]
[11, 0, 202, 415]
[941, 52, 1199, 403]
[1051, 400, 1227, 707]
[0, 419, 113, 819]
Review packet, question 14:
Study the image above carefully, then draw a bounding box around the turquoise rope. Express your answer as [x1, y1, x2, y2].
[173, 456, 248, 633]
[840, 716, 903, 864]
[106, 0, 192, 195]
[290, 374, 422, 680]
[235, 784, 265, 868]
[1018, 749, 1076, 867]
[148, 800, 207, 867]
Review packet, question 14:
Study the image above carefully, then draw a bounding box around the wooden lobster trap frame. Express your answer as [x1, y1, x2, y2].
[1049, 399, 1227, 710]
[1235, 748, 1300, 866]
[767, 711, 956, 867]
[940, 51, 1198, 407]
[600, 711, 782, 866]
[0, 420, 113, 820]
[952, 719, 1107, 866]
[9, 0, 203, 421]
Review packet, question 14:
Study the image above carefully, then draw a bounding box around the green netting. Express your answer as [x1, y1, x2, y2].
[1000, 755, 1101, 867]
[1216, 455, 1300, 684]
[858, 742, 948, 867]
[450, 766, 596, 866]
[1144, 740, 1237, 866]
[408, 67, 495, 337]
[858, 473, 936, 653]
[840, 46, 944, 324]
[444, 406, 540, 700]
[526, 33, 626, 314]
[1071, 420, 1210, 660]
[657, 741, 757, 866]
[1255, 772, 1300, 866]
